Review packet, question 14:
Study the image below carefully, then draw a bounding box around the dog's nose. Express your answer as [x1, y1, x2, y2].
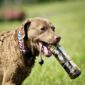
[54, 36, 61, 44]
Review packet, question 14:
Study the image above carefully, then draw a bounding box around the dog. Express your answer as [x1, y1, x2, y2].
[0, 17, 61, 85]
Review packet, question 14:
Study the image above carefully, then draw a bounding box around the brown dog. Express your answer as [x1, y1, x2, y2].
[0, 17, 61, 85]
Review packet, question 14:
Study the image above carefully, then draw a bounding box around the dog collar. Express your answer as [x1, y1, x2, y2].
[18, 31, 26, 53]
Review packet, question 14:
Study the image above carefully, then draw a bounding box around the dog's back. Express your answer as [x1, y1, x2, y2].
[0, 31, 13, 84]
[0, 31, 17, 69]
[0, 30, 24, 67]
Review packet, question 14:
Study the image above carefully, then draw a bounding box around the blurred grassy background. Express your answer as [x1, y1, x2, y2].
[0, 0, 85, 85]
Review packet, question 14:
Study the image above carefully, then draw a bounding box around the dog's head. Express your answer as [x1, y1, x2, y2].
[19, 17, 61, 57]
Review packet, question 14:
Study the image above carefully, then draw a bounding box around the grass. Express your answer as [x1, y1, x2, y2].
[0, 1, 85, 85]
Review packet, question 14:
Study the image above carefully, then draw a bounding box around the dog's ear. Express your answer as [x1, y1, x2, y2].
[20, 19, 31, 39]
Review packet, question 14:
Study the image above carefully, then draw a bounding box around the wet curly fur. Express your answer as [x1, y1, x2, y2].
[0, 17, 59, 85]
[0, 31, 36, 85]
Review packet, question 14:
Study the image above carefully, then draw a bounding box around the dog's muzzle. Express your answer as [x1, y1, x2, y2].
[38, 36, 61, 57]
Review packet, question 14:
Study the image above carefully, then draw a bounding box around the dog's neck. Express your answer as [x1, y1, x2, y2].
[18, 31, 38, 59]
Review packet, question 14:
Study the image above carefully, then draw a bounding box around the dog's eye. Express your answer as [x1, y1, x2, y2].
[41, 27, 47, 31]
[51, 26, 55, 31]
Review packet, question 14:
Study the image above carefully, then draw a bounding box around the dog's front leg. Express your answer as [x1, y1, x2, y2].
[2, 65, 28, 85]
[2, 66, 18, 85]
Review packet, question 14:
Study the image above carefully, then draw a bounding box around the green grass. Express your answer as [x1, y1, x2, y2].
[0, 1, 85, 85]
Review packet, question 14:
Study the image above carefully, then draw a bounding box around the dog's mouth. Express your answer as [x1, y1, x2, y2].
[39, 42, 51, 57]
[38, 41, 55, 57]
[36, 36, 61, 57]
